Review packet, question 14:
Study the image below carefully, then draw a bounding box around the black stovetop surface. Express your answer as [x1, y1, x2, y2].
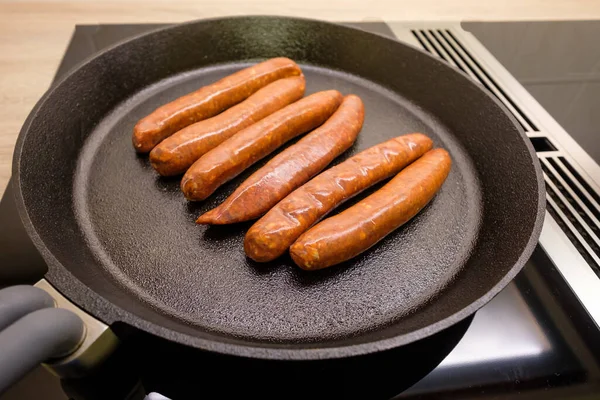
[1, 21, 600, 400]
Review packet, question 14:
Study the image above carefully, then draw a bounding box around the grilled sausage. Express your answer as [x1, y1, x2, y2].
[181, 90, 343, 201]
[290, 148, 451, 270]
[149, 76, 306, 176]
[244, 133, 433, 262]
[197, 95, 364, 224]
[133, 57, 303, 153]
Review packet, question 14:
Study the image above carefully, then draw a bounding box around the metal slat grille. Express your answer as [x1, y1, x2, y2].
[542, 163, 600, 275]
[411, 29, 538, 132]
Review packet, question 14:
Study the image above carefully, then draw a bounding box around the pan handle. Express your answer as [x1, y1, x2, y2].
[33, 279, 119, 379]
[0, 286, 84, 394]
[0, 280, 120, 394]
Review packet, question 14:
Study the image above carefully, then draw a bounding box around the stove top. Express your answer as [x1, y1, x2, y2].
[1, 20, 599, 400]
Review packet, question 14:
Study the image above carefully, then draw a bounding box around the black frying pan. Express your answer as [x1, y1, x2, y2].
[1, 16, 544, 397]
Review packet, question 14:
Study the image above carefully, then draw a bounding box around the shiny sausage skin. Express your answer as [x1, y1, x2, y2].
[133, 57, 302, 153]
[197, 95, 364, 224]
[290, 149, 451, 270]
[181, 90, 343, 201]
[149, 76, 306, 176]
[244, 133, 433, 262]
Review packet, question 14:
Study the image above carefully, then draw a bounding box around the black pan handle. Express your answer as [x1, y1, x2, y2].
[0, 286, 84, 394]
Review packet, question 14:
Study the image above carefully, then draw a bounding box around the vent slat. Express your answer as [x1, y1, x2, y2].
[430, 30, 484, 85]
[542, 158, 600, 230]
[543, 172, 600, 252]
[421, 30, 452, 64]
[410, 31, 434, 55]
[536, 152, 563, 159]
[545, 195, 600, 271]
[546, 198, 600, 277]
[556, 157, 600, 207]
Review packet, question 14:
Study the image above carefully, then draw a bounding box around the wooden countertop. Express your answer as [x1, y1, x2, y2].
[1, 1, 599, 196]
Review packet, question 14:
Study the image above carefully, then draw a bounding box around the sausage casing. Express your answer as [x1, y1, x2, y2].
[290, 148, 451, 270]
[197, 94, 364, 224]
[133, 57, 302, 153]
[244, 133, 434, 262]
[149, 76, 306, 176]
[181, 90, 343, 201]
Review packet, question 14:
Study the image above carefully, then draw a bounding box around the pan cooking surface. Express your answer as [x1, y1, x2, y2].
[73, 63, 482, 342]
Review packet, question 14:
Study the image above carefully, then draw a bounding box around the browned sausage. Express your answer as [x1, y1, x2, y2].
[290, 148, 451, 270]
[133, 57, 302, 153]
[181, 90, 343, 201]
[149, 76, 306, 176]
[244, 133, 433, 262]
[197, 95, 364, 224]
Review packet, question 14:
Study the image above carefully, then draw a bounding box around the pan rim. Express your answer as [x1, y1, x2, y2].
[12, 15, 545, 360]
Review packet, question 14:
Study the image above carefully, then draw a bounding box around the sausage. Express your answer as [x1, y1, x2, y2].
[149, 76, 306, 176]
[181, 90, 343, 201]
[133, 57, 303, 153]
[290, 148, 451, 270]
[197, 95, 364, 224]
[244, 133, 433, 262]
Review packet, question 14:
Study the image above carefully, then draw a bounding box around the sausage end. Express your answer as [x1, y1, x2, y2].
[244, 231, 282, 263]
[196, 210, 219, 225]
[132, 120, 159, 153]
[132, 133, 152, 154]
[289, 242, 322, 270]
[149, 147, 180, 176]
[181, 177, 207, 201]
[197, 207, 257, 225]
